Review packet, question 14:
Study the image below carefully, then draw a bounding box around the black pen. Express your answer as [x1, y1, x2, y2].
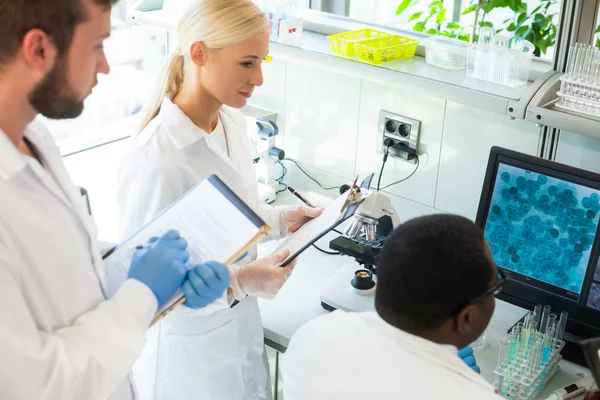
[287, 186, 315, 208]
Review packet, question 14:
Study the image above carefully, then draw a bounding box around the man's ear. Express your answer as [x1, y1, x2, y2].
[21, 29, 58, 74]
[189, 41, 209, 67]
[455, 304, 478, 335]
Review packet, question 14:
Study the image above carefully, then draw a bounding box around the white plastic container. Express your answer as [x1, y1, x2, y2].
[425, 37, 471, 70]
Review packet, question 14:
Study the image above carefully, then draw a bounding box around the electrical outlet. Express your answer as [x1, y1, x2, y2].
[378, 110, 420, 164]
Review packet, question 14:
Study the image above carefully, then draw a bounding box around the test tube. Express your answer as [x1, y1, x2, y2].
[565, 45, 578, 79]
[509, 330, 519, 363]
[533, 305, 542, 325]
[539, 305, 551, 334]
[556, 311, 568, 341]
[498, 334, 509, 368]
[548, 314, 557, 334]
[478, 27, 495, 46]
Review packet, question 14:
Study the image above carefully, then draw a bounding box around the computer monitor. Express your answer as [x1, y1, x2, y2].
[476, 147, 600, 344]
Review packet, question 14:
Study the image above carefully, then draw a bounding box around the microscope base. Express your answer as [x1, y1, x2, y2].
[257, 182, 277, 204]
[320, 263, 377, 313]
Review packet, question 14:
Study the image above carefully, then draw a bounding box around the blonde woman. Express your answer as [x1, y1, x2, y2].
[116, 0, 321, 399]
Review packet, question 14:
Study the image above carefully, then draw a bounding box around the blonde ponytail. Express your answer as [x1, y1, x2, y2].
[137, 0, 268, 134]
[138, 52, 185, 133]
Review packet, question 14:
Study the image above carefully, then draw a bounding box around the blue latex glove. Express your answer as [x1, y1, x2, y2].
[183, 261, 230, 309]
[458, 346, 481, 374]
[128, 230, 190, 307]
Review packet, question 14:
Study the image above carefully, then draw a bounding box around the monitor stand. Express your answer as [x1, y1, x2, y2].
[508, 313, 587, 367]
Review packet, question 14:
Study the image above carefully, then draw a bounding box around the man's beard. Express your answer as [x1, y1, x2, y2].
[29, 56, 85, 119]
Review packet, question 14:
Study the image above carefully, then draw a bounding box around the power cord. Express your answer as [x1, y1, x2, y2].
[312, 244, 341, 255]
[378, 156, 420, 191]
[284, 158, 340, 191]
[276, 161, 288, 193]
[377, 140, 395, 191]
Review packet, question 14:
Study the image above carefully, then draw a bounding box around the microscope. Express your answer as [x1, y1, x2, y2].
[320, 182, 401, 313]
[250, 118, 285, 204]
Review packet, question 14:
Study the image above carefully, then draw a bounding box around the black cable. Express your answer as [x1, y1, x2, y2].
[332, 228, 343, 234]
[276, 160, 287, 182]
[284, 158, 339, 191]
[275, 161, 288, 193]
[378, 156, 420, 191]
[377, 142, 394, 191]
[276, 183, 288, 193]
[312, 243, 340, 255]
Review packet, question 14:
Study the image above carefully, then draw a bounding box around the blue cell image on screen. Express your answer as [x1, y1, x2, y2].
[485, 163, 600, 294]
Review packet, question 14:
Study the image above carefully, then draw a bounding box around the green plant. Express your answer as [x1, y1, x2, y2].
[396, 0, 559, 57]
[395, 0, 471, 41]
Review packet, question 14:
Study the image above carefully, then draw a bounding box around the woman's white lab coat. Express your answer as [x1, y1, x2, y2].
[116, 97, 280, 400]
[0, 120, 157, 400]
[282, 311, 503, 400]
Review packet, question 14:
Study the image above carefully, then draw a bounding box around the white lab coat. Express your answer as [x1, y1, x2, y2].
[282, 311, 503, 400]
[116, 97, 280, 400]
[0, 120, 157, 400]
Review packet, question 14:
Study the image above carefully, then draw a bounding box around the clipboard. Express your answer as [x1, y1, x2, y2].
[278, 173, 374, 267]
[102, 174, 270, 326]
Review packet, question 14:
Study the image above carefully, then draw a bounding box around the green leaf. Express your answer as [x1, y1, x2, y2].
[595, 25, 600, 34]
[481, 21, 494, 28]
[447, 22, 461, 29]
[508, 0, 521, 12]
[430, 1, 444, 8]
[462, 4, 477, 14]
[516, 26, 529, 36]
[408, 11, 423, 22]
[507, 22, 517, 32]
[458, 34, 471, 42]
[413, 22, 426, 32]
[517, 13, 527, 24]
[595, 38, 600, 50]
[395, 0, 412, 15]
[436, 8, 446, 24]
[427, 28, 438, 35]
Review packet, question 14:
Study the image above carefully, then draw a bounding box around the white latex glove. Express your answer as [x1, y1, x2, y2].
[279, 204, 323, 236]
[229, 249, 297, 300]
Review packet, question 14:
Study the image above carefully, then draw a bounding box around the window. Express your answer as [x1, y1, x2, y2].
[42, 0, 169, 155]
[302, 0, 561, 60]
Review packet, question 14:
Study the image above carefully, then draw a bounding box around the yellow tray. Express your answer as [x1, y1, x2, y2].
[356, 35, 419, 64]
[328, 28, 390, 57]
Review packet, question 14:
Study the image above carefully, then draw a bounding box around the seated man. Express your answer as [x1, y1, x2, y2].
[282, 214, 504, 399]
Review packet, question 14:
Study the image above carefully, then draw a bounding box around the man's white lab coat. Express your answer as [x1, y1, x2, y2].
[0, 120, 157, 400]
[282, 311, 503, 400]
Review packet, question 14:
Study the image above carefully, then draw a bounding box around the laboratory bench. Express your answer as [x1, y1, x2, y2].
[258, 190, 592, 399]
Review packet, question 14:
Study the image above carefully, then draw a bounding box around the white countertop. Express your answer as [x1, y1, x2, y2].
[257, 190, 592, 398]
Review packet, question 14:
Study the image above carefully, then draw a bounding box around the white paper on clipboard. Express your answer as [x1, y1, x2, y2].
[276, 189, 372, 266]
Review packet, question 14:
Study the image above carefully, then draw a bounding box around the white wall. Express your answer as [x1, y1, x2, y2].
[555, 131, 600, 174]
[62, 51, 550, 242]
[250, 56, 543, 222]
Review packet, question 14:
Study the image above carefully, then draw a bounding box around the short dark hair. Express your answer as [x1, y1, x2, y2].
[375, 214, 494, 331]
[0, 0, 118, 67]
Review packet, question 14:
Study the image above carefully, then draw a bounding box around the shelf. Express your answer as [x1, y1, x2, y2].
[526, 73, 600, 139]
[129, 6, 554, 117]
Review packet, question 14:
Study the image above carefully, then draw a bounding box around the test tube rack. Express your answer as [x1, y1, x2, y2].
[493, 306, 568, 399]
[466, 27, 534, 88]
[493, 341, 564, 399]
[466, 46, 533, 88]
[556, 43, 600, 118]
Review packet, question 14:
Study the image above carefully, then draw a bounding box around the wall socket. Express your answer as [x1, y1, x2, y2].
[378, 110, 420, 164]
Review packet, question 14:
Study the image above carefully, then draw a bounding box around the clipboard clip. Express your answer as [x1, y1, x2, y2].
[340, 176, 362, 214]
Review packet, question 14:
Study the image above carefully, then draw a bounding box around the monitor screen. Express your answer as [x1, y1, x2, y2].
[477, 147, 600, 335]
